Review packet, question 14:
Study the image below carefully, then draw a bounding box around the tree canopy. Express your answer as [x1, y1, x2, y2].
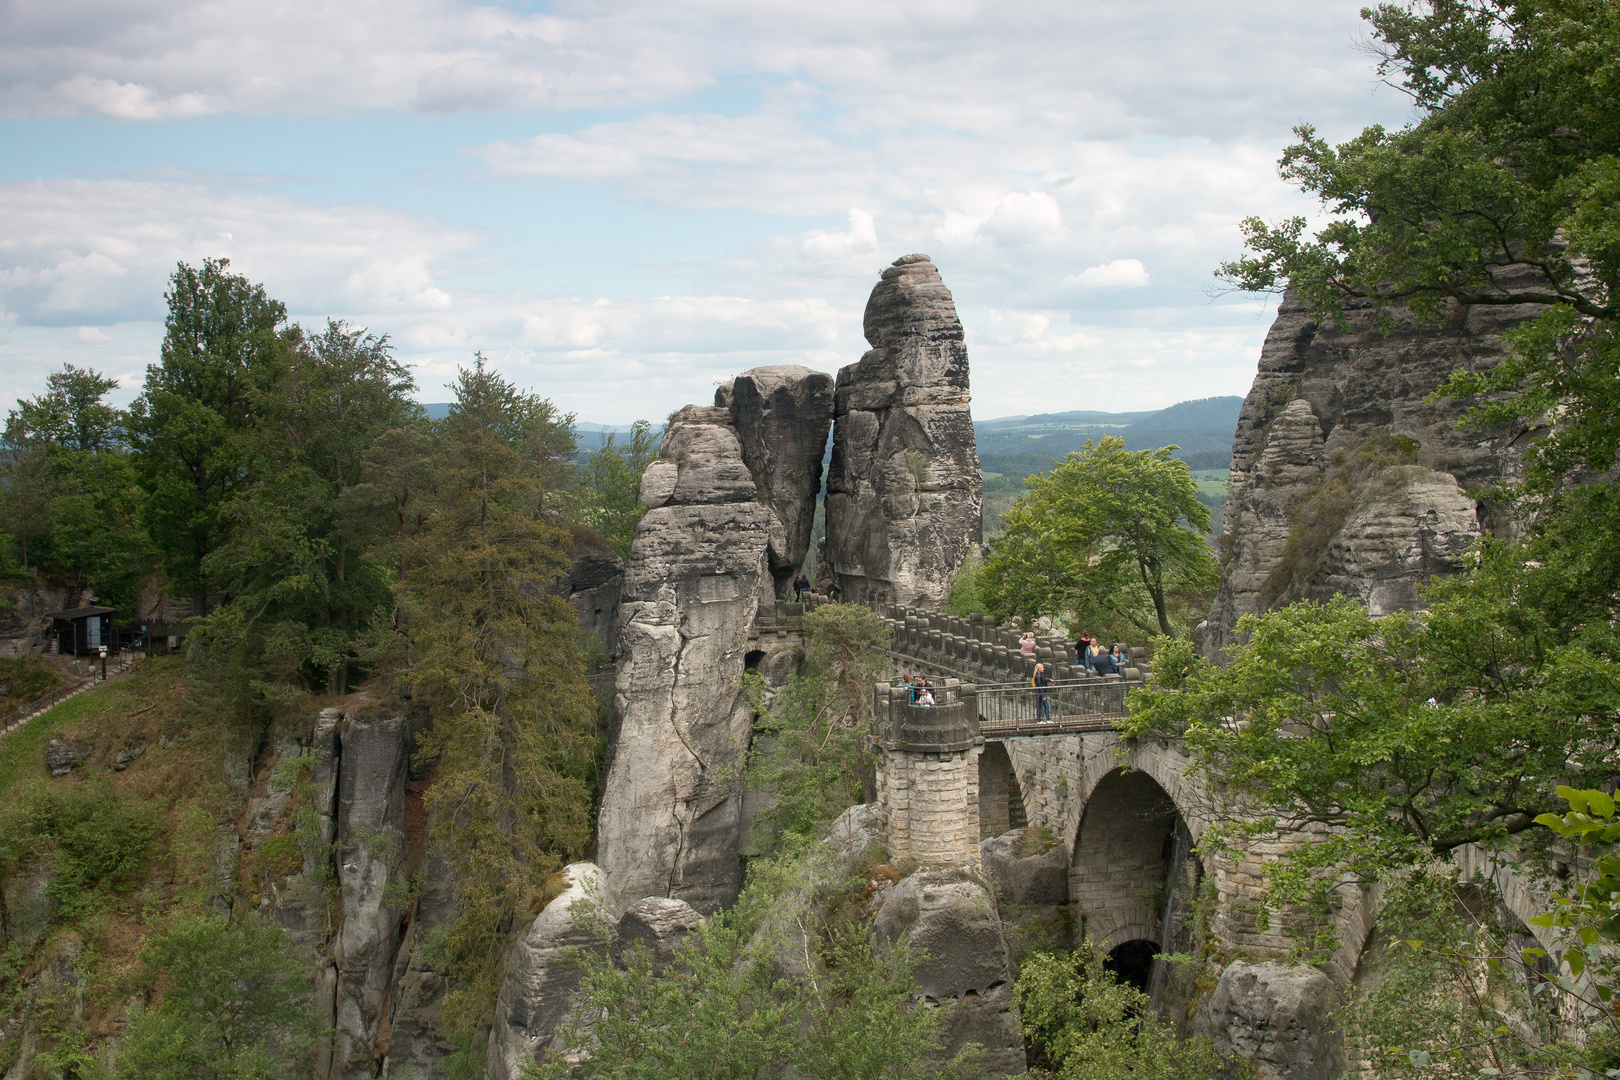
[1133, 1, 1620, 1069]
[981, 436, 1216, 638]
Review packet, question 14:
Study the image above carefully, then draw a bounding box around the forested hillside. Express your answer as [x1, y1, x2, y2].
[0, 259, 658, 1079]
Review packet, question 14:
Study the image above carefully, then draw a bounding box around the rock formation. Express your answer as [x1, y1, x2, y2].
[872, 868, 1027, 1077]
[717, 365, 836, 597]
[1196, 961, 1344, 1080]
[487, 863, 615, 1080]
[826, 254, 983, 607]
[595, 405, 777, 915]
[1200, 289, 1537, 657]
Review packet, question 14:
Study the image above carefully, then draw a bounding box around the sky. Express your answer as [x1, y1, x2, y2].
[0, 0, 1416, 425]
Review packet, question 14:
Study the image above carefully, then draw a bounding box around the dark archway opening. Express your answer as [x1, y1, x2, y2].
[1106, 939, 1158, 995]
[744, 650, 766, 672]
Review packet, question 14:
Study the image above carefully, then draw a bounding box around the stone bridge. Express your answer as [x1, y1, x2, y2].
[858, 600, 1562, 1074]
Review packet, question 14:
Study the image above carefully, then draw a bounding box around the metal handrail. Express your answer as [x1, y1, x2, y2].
[974, 678, 1137, 737]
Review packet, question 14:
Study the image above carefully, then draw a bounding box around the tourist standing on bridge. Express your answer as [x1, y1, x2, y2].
[1019, 631, 1036, 658]
[1032, 663, 1052, 721]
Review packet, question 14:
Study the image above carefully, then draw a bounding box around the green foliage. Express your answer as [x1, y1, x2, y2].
[401, 357, 601, 1036]
[1, 365, 156, 612]
[575, 420, 657, 560]
[1125, 581, 1618, 908]
[0, 656, 61, 709]
[1015, 942, 1245, 1079]
[0, 781, 155, 922]
[1343, 857, 1619, 1079]
[982, 436, 1217, 638]
[528, 851, 964, 1080]
[188, 317, 422, 704]
[1219, 0, 1619, 327]
[942, 549, 986, 617]
[744, 604, 891, 855]
[1532, 788, 1620, 1033]
[129, 258, 295, 618]
[117, 912, 318, 1080]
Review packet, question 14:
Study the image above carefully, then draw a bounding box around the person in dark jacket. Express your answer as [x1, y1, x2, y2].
[1092, 648, 1118, 676]
[1032, 663, 1052, 721]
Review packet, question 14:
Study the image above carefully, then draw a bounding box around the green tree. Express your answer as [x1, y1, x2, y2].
[1219, 0, 1618, 328]
[400, 357, 601, 1035]
[1, 365, 155, 611]
[1015, 943, 1246, 1079]
[117, 912, 318, 1080]
[189, 320, 421, 702]
[744, 603, 891, 855]
[981, 437, 1216, 638]
[575, 420, 657, 561]
[129, 258, 294, 618]
[942, 549, 986, 617]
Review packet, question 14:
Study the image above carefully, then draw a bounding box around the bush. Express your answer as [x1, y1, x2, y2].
[1016, 942, 1248, 1079]
[0, 781, 155, 922]
[0, 657, 61, 710]
[117, 911, 318, 1080]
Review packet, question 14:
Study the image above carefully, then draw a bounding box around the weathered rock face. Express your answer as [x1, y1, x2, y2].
[871, 867, 1027, 1078]
[331, 705, 411, 1078]
[596, 407, 777, 915]
[980, 829, 1068, 908]
[826, 254, 983, 607]
[487, 863, 614, 1080]
[561, 535, 624, 661]
[1200, 290, 1535, 657]
[1196, 960, 1344, 1080]
[613, 895, 702, 971]
[718, 365, 836, 597]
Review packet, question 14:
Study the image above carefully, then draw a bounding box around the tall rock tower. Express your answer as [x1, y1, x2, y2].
[826, 254, 983, 607]
[717, 365, 836, 598]
[596, 405, 776, 914]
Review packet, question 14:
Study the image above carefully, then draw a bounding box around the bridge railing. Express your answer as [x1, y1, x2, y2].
[974, 677, 1137, 737]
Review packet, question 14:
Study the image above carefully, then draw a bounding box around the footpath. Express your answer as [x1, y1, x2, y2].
[0, 653, 138, 739]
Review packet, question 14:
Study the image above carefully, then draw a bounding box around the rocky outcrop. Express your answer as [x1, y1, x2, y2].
[596, 406, 777, 915]
[613, 895, 701, 971]
[1196, 960, 1343, 1080]
[718, 365, 836, 597]
[331, 704, 410, 1078]
[1200, 290, 1536, 657]
[826, 254, 983, 607]
[487, 863, 614, 1080]
[980, 829, 1067, 907]
[561, 535, 624, 662]
[871, 867, 1027, 1078]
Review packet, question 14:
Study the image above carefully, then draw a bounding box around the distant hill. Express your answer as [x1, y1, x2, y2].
[974, 396, 1242, 536]
[975, 396, 1242, 475]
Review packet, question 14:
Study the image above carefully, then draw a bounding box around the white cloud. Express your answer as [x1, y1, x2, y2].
[0, 0, 1421, 422]
[1066, 258, 1152, 289]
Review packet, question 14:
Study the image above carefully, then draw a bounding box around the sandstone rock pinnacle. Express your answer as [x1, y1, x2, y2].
[595, 405, 775, 914]
[718, 365, 835, 597]
[825, 255, 983, 607]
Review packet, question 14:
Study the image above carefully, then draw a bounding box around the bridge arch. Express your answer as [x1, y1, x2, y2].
[1069, 765, 1198, 956]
